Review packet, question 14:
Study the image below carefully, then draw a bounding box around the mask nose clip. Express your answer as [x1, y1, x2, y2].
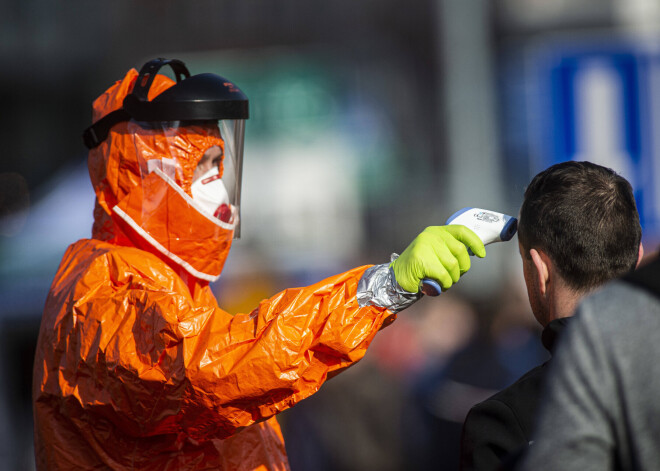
[201, 173, 222, 185]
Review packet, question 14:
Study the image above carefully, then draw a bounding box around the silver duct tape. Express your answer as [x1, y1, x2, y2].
[357, 254, 421, 313]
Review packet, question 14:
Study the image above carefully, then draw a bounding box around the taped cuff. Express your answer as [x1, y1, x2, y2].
[357, 254, 421, 313]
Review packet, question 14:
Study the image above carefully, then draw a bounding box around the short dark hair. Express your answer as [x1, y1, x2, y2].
[518, 161, 641, 292]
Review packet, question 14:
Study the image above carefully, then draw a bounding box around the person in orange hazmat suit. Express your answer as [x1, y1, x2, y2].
[32, 58, 486, 470]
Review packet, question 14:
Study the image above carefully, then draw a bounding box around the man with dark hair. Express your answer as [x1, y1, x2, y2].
[459, 161, 644, 471]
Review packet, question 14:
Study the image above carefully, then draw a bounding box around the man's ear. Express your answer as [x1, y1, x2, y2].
[637, 242, 644, 268]
[530, 248, 550, 296]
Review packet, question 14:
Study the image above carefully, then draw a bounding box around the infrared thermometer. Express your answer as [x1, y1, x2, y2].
[420, 207, 518, 296]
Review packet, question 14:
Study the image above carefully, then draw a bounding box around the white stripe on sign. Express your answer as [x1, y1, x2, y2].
[573, 59, 636, 187]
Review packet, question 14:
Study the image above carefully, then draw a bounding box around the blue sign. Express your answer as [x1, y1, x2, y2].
[527, 39, 660, 241]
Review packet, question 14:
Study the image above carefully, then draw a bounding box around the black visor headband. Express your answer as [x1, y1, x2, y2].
[83, 58, 249, 149]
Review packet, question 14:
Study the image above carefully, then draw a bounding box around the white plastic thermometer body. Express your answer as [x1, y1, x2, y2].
[420, 208, 518, 296]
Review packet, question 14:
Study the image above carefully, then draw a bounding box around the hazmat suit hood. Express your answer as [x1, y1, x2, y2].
[88, 68, 235, 281]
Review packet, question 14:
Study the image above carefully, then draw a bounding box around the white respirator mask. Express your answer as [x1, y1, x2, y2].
[191, 166, 233, 223]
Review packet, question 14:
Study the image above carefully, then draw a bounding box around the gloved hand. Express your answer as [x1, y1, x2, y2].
[391, 225, 486, 293]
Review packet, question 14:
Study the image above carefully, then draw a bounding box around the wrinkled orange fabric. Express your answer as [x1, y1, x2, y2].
[33, 69, 396, 470]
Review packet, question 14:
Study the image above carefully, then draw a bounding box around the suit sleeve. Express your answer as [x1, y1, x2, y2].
[460, 399, 527, 471]
[179, 265, 397, 440]
[36, 244, 397, 441]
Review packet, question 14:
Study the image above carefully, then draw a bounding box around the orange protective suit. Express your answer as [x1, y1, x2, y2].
[33, 70, 396, 470]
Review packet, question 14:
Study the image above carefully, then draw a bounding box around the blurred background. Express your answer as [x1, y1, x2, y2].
[1, 0, 660, 469]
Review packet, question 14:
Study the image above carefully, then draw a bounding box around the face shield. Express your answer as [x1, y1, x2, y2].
[196, 118, 245, 237]
[134, 117, 246, 237]
[84, 58, 248, 238]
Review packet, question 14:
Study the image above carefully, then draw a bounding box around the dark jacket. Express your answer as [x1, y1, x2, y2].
[458, 318, 570, 471]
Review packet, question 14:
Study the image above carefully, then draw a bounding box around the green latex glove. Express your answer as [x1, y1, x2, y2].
[391, 225, 486, 293]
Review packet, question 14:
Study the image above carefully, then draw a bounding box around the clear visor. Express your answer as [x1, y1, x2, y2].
[133, 118, 245, 238]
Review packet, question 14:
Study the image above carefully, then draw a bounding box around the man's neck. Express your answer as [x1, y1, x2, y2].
[546, 282, 585, 324]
